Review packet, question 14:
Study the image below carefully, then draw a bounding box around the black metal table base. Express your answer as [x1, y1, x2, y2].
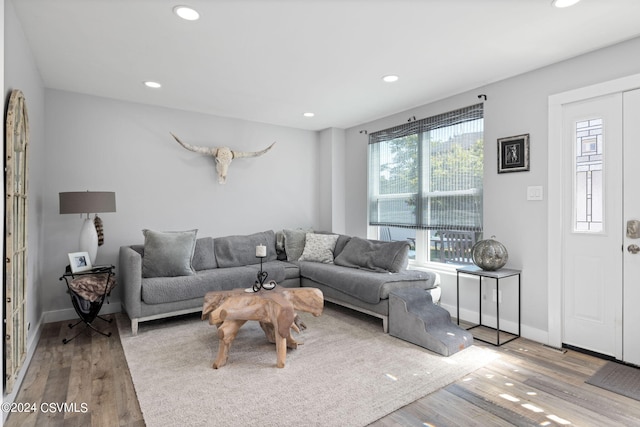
[63, 314, 113, 344]
[456, 266, 521, 347]
[464, 324, 519, 347]
[60, 265, 115, 345]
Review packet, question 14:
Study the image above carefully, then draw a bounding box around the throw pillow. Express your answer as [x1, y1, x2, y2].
[298, 233, 339, 263]
[142, 229, 198, 278]
[334, 236, 409, 273]
[283, 229, 311, 261]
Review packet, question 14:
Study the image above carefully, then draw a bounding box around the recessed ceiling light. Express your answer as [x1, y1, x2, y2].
[382, 75, 399, 83]
[303, 112, 315, 118]
[552, 0, 581, 8]
[144, 81, 162, 89]
[173, 5, 200, 21]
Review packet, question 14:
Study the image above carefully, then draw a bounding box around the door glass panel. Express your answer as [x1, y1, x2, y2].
[574, 118, 603, 232]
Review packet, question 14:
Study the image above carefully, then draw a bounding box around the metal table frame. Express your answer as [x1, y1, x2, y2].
[456, 265, 521, 346]
[59, 265, 115, 344]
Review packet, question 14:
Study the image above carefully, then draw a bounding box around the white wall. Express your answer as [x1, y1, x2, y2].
[318, 127, 346, 233]
[344, 36, 640, 342]
[4, 0, 46, 338]
[41, 90, 320, 316]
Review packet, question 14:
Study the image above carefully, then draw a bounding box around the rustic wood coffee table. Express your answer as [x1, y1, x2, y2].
[201, 286, 323, 368]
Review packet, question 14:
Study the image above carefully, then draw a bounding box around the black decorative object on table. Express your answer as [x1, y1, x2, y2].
[59, 264, 116, 344]
[253, 255, 276, 292]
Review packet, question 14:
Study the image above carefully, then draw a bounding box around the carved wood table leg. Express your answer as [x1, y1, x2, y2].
[213, 319, 246, 369]
[275, 331, 287, 369]
[259, 321, 300, 349]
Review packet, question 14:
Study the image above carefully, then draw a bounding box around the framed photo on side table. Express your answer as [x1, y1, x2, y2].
[68, 251, 92, 273]
[498, 134, 529, 173]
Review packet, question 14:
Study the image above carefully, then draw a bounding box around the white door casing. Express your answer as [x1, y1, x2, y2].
[623, 88, 640, 366]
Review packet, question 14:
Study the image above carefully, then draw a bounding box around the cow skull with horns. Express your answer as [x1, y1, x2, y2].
[170, 133, 276, 184]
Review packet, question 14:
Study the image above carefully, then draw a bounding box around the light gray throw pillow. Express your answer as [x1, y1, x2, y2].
[283, 229, 310, 261]
[142, 229, 198, 278]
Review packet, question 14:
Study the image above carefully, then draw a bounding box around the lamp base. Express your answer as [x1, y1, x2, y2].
[79, 217, 98, 264]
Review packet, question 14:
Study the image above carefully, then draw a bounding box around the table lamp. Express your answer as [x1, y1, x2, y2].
[59, 191, 116, 264]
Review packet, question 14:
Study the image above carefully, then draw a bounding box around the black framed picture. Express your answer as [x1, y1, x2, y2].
[498, 134, 529, 173]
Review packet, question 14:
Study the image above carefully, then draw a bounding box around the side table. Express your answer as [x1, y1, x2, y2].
[59, 265, 116, 344]
[456, 265, 521, 346]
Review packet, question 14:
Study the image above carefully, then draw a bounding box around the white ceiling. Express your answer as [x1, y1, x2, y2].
[11, 0, 640, 131]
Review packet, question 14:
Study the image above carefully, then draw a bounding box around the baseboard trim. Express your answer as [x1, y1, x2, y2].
[43, 299, 123, 323]
[542, 344, 567, 353]
[441, 302, 548, 344]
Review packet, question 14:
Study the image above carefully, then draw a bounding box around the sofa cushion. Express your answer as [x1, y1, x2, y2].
[334, 237, 409, 273]
[141, 229, 197, 278]
[283, 229, 309, 261]
[333, 235, 351, 258]
[141, 262, 288, 304]
[214, 230, 277, 268]
[141, 267, 246, 304]
[130, 237, 217, 271]
[192, 237, 217, 271]
[299, 233, 339, 263]
[298, 261, 436, 305]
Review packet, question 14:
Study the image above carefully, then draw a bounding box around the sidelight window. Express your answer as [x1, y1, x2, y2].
[574, 118, 603, 232]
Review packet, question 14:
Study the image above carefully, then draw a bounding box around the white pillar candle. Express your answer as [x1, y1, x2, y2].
[256, 244, 267, 257]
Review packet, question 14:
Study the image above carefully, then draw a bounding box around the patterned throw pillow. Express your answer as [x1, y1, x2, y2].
[298, 233, 339, 263]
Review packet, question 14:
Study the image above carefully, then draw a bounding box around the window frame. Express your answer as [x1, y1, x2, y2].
[367, 104, 484, 268]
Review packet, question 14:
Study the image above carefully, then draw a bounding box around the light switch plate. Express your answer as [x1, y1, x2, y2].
[527, 186, 544, 201]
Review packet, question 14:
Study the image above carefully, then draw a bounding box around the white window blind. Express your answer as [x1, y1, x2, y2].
[368, 103, 483, 232]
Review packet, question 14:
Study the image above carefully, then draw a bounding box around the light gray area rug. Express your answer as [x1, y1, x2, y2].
[117, 305, 499, 427]
[586, 361, 640, 401]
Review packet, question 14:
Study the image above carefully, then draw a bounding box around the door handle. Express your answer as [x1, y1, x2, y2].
[628, 244, 640, 254]
[628, 220, 640, 238]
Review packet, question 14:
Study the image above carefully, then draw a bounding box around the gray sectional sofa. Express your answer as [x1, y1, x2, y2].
[119, 229, 440, 335]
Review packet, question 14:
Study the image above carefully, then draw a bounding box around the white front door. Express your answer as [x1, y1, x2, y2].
[562, 93, 623, 358]
[562, 88, 640, 364]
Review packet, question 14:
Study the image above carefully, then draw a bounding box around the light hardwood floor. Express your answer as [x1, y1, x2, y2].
[5, 315, 640, 427]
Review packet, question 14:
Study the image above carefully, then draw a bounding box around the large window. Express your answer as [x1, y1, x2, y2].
[368, 104, 484, 265]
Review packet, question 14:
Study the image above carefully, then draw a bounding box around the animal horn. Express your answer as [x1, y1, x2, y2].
[232, 142, 276, 159]
[170, 132, 217, 156]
